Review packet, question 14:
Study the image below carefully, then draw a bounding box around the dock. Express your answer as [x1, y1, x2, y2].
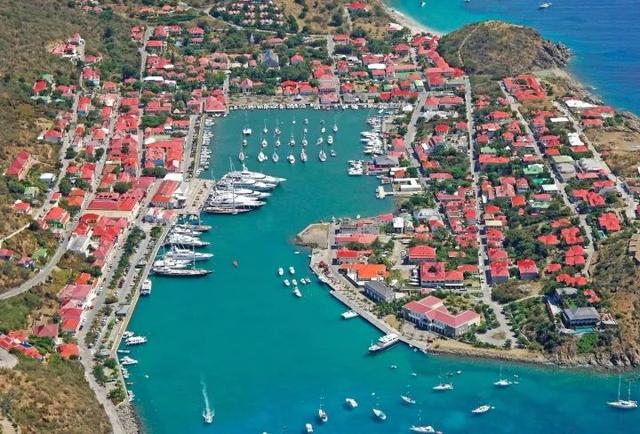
[179, 178, 213, 215]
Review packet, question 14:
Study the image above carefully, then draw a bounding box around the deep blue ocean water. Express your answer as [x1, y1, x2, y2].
[385, 0, 640, 114]
[125, 110, 640, 433]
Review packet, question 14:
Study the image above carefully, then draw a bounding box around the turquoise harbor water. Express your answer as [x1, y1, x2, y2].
[386, 0, 640, 115]
[126, 110, 639, 433]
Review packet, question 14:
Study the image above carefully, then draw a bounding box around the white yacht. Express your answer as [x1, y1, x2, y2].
[277, 267, 284, 276]
[494, 366, 513, 387]
[538, 2, 552, 8]
[293, 287, 302, 297]
[432, 381, 453, 391]
[401, 395, 416, 405]
[120, 356, 138, 366]
[472, 404, 494, 414]
[608, 376, 638, 409]
[345, 398, 358, 409]
[125, 336, 148, 346]
[165, 247, 214, 262]
[283, 279, 291, 287]
[317, 408, 328, 423]
[242, 127, 252, 136]
[202, 382, 215, 424]
[327, 135, 334, 145]
[372, 408, 387, 421]
[318, 149, 327, 162]
[141, 279, 152, 296]
[292, 279, 298, 286]
[289, 266, 296, 274]
[305, 423, 313, 433]
[341, 310, 359, 320]
[409, 426, 437, 433]
[287, 154, 296, 164]
[368, 333, 399, 353]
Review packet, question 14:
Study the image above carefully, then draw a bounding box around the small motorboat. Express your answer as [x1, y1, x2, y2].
[472, 404, 494, 414]
[305, 423, 313, 433]
[277, 267, 284, 276]
[283, 279, 291, 287]
[538, 2, 552, 8]
[232, 260, 239, 268]
[287, 154, 296, 164]
[317, 408, 328, 423]
[345, 398, 358, 409]
[372, 408, 387, 421]
[292, 279, 298, 286]
[289, 266, 296, 274]
[293, 287, 302, 297]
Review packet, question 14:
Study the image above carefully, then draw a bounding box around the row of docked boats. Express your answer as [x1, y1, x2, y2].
[153, 223, 213, 276]
[228, 102, 401, 111]
[360, 116, 386, 156]
[204, 166, 285, 214]
[347, 160, 365, 176]
[238, 118, 338, 165]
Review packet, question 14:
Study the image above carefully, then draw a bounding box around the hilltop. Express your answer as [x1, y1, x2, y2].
[438, 21, 570, 78]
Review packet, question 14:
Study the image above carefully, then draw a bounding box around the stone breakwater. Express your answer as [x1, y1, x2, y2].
[117, 402, 141, 434]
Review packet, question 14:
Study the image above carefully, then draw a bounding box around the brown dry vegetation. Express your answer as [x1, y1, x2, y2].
[0, 357, 110, 434]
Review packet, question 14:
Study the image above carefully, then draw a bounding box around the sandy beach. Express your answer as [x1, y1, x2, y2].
[377, 0, 443, 36]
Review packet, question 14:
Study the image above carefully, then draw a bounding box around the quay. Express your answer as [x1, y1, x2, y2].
[304, 228, 549, 365]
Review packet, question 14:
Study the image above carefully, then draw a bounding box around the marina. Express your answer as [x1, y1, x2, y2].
[124, 109, 640, 434]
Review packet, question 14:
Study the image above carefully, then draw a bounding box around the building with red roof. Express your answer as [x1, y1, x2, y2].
[517, 259, 539, 280]
[598, 212, 621, 233]
[402, 295, 481, 337]
[5, 151, 34, 180]
[419, 262, 464, 288]
[406, 245, 436, 263]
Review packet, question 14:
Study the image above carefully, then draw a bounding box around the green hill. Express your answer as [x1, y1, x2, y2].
[438, 21, 570, 78]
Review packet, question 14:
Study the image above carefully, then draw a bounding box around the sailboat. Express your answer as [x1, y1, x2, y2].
[257, 150, 267, 163]
[318, 148, 327, 162]
[262, 119, 268, 135]
[260, 136, 268, 148]
[327, 135, 334, 145]
[201, 382, 214, 424]
[287, 153, 296, 164]
[242, 113, 252, 136]
[238, 150, 245, 162]
[272, 150, 279, 163]
[301, 132, 308, 147]
[300, 148, 308, 163]
[608, 376, 638, 409]
[401, 384, 416, 405]
[493, 365, 513, 387]
[432, 375, 453, 391]
[238, 134, 246, 162]
[332, 119, 338, 133]
[274, 120, 281, 136]
[409, 410, 438, 433]
[289, 131, 296, 146]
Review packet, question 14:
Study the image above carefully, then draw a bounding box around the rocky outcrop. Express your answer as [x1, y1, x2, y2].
[439, 21, 572, 78]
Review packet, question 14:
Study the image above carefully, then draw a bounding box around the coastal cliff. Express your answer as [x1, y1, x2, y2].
[438, 21, 570, 78]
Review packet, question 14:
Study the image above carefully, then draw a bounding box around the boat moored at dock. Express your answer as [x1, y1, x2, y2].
[368, 333, 400, 353]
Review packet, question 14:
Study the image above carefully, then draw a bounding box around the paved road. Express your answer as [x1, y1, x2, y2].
[500, 82, 596, 274]
[553, 101, 637, 221]
[464, 77, 515, 346]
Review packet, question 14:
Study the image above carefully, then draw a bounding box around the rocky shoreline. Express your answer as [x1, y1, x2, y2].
[117, 402, 142, 434]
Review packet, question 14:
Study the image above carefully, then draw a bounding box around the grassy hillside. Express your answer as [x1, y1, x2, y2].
[0, 0, 138, 159]
[438, 21, 570, 78]
[0, 357, 111, 434]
